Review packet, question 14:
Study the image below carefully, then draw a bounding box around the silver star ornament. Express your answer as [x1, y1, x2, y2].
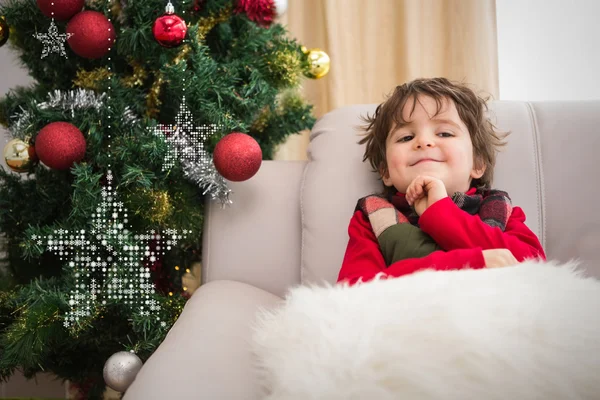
[33, 19, 74, 59]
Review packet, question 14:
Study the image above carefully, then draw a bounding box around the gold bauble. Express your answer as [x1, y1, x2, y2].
[0, 16, 9, 47]
[303, 48, 330, 79]
[3, 138, 36, 173]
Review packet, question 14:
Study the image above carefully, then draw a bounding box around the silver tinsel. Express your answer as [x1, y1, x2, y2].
[9, 89, 142, 137]
[8, 106, 33, 138]
[183, 157, 233, 206]
[153, 96, 233, 206]
[122, 106, 140, 125]
[38, 89, 106, 117]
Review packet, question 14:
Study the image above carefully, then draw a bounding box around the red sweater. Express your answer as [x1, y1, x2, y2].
[337, 193, 546, 285]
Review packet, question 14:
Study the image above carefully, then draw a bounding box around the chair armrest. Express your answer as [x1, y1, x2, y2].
[202, 160, 307, 298]
[124, 280, 282, 400]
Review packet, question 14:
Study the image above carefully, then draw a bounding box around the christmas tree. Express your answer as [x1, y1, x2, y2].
[0, 0, 326, 397]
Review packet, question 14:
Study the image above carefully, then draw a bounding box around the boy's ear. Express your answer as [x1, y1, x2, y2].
[471, 158, 486, 180]
[379, 164, 393, 186]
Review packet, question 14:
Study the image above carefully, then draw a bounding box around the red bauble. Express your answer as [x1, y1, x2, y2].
[66, 11, 115, 59]
[234, 0, 276, 27]
[35, 122, 86, 170]
[153, 12, 187, 48]
[36, 0, 84, 21]
[213, 133, 262, 182]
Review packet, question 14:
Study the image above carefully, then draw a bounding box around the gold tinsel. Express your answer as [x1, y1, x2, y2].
[73, 67, 113, 90]
[265, 48, 302, 88]
[173, 43, 192, 66]
[197, 6, 233, 41]
[146, 74, 165, 119]
[75, 60, 149, 91]
[122, 59, 149, 88]
[250, 106, 271, 133]
[129, 188, 174, 225]
[279, 89, 306, 111]
[110, 0, 123, 20]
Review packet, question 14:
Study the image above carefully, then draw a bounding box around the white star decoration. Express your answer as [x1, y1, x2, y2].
[33, 170, 188, 328]
[152, 96, 233, 205]
[32, 19, 73, 59]
[153, 95, 219, 172]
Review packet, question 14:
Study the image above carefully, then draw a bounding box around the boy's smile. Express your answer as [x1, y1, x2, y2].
[381, 94, 485, 196]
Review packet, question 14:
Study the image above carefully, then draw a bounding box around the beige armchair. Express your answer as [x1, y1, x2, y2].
[124, 101, 600, 400]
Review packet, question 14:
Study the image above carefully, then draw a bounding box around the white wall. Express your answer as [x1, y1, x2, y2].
[496, 0, 600, 101]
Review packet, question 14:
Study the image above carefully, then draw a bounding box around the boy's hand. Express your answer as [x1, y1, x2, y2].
[482, 249, 519, 268]
[405, 175, 448, 216]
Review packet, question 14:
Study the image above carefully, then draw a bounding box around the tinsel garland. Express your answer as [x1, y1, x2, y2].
[126, 188, 173, 225]
[263, 47, 302, 88]
[8, 89, 103, 137]
[39, 89, 106, 114]
[8, 89, 140, 137]
[153, 109, 232, 205]
[73, 67, 113, 90]
[183, 157, 232, 206]
[197, 5, 233, 40]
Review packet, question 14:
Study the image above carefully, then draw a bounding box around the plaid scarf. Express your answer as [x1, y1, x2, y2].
[356, 189, 513, 266]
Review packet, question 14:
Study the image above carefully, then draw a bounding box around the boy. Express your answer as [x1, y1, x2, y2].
[337, 78, 546, 286]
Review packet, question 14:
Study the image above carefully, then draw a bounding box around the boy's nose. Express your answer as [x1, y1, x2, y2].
[414, 137, 435, 149]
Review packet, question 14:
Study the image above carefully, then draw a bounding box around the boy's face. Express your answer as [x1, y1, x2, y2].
[382, 95, 485, 196]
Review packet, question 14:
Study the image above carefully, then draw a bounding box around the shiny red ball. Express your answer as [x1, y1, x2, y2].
[66, 11, 115, 59]
[213, 133, 262, 182]
[35, 122, 86, 170]
[153, 12, 187, 48]
[36, 0, 84, 21]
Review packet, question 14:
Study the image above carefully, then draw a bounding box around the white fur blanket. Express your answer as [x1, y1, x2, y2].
[251, 260, 600, 400]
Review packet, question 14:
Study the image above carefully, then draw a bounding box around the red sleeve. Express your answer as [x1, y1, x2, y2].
[418, 197, 546, 262]
[337, 210, 486, 286]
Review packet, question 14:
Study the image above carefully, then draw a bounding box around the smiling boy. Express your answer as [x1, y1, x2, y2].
[337, 78, 546, 285]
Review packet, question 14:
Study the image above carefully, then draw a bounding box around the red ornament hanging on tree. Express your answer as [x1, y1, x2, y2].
[213, 132, 262, 182]
[36, 0, 84, 21]
[153, 1, 187, 48]
[66, 10, 115, 59]
[234, 0, 276, 27]
[35, 121, 86, 170]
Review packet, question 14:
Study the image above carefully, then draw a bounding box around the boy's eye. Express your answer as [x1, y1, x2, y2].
[438, 132, 453, 137]
[396, 135, 412, 142]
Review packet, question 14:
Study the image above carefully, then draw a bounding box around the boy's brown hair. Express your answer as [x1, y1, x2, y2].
[359, 77, 509, 197]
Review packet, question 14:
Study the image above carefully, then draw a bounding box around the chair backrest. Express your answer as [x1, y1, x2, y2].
[301, 101, 600, 285]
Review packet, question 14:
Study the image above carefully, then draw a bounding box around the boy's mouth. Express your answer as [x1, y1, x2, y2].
[411, 158, 440, 166]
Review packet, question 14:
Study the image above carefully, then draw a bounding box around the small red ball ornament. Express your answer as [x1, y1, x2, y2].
[213, 133, 262, 182]
[66, 11, 115, 59]
[35, 122, 86, 170]
[153, 1, 187, 48]
[36, 0, 84, 21]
